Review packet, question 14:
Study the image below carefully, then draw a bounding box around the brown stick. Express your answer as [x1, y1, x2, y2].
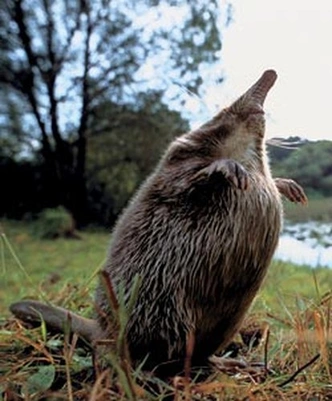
[263, 327, 270, 373]
[278, 353, 320, 388]
[184, 331, 195, 401]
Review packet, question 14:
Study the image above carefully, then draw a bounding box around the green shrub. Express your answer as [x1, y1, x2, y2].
[34, 206, 76, 239]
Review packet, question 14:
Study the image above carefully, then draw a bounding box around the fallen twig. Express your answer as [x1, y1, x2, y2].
[278, 353, 320, 388]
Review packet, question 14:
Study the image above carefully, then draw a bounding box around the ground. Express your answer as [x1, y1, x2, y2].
[0, 220, 331, 400]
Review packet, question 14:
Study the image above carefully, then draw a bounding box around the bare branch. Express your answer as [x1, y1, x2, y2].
[41, 0, 63, 147]
[11, 0, 51, 155]
[58, 2, 82, 68]
[76, 1, 93, 176]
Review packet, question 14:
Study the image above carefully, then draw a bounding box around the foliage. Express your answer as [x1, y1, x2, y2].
[267, 136, 308, 164]
[0, 157, 43, 219]
[0, 93, 189, 225]
[270, 139, 332, 198]
[0, 0, 228, 226]
[25, 365, 56, 395]
[86, 91, 190, 220]
[33, 207, 76, 239]
[283, 197, 332, 222]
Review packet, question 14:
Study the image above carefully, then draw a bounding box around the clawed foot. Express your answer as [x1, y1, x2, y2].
[274, 178, 308, 204]
[198, 159, 249, 190]
[209, 355, 271, 381]
[209, 355, 248, 372]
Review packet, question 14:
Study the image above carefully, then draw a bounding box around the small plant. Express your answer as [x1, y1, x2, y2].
[34, 206, 77, 239]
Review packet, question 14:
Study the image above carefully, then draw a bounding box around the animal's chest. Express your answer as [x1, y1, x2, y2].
[222, 180, 281, 246]
[187, 175, 281, 233]
[183, 178, 282, 282]
[180, 179, 282, 316]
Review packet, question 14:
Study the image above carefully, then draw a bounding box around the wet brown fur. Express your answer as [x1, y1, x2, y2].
[96, 73, 282, 375]
[10, 70, 307, 377]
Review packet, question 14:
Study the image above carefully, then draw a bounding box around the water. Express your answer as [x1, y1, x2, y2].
[274, 221, 332, 268]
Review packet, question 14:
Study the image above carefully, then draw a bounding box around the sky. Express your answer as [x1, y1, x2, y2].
[201, 0, 332, 141]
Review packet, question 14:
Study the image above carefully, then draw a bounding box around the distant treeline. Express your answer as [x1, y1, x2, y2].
[0, 96, 189, 226]
[268, 137, 332, 198]
[2, 126, 331, 227]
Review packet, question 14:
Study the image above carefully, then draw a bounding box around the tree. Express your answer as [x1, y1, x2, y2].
[271, 140, 332, 197]
[0, 0, 229, 226]
[86, 91, 190, 224]
[268, 136, 308, 165]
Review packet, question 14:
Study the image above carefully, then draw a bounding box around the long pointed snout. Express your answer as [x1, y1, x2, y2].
[248, 70, 278, 106]
[230, 70, 278, 113]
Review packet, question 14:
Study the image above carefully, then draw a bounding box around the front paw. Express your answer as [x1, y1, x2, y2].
[274, 178, 308, 204]
[201, 159, 249, 190]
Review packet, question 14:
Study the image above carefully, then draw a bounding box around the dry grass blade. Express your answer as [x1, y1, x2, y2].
[88, 369, 110, 401]
[63, 330, 78, 401]
[184, 331, 195, 400]
[100, 270, 120, 319]
[263, 326, 270, 373]
[13, 331, 55, 364]
[97, 271, 141, 400]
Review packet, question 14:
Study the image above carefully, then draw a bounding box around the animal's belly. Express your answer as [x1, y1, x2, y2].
[189, 186, 282, 350]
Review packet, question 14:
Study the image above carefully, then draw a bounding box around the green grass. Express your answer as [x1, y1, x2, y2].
[0, 220, 331, 399]
[257, 262, 332, 313]
[283, 196, 332, 222]
[0, 220, 109, 316]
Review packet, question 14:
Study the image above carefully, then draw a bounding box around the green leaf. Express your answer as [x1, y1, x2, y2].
[26, 365, 55, 395]
[72, 354, 93, 372]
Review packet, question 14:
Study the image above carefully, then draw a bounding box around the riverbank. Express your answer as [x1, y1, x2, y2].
[276, 197, 332, 268]
[276, 220, 332, 268]
[283, 196, 332, 222]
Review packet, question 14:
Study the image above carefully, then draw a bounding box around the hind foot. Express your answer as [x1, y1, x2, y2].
[209, 355, 247, 372]
[209, 355, 272, 381]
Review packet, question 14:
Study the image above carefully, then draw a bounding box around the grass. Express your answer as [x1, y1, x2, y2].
[0, 220, 109, 317]
[0, 220, 331, 400]
[283, 196, 332, 222]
